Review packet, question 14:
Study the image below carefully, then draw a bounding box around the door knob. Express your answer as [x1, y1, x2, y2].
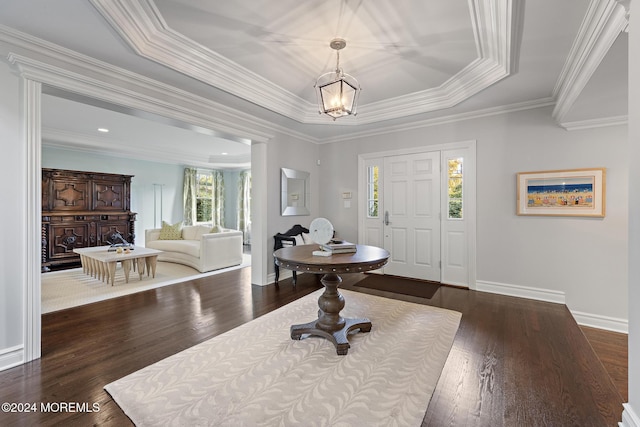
[384, 211, 390, 226]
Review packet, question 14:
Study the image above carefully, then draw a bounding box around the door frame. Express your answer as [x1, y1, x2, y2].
[357, 140, 477, 289]
[15, 57, 270, 365]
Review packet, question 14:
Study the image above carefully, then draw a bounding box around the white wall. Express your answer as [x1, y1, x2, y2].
[265, 132, 320, 279]
[318, 106, 628, 328]
[0, 62, 24, 361]
[41, 147, 184, 247]
[625, 0, 639, 424]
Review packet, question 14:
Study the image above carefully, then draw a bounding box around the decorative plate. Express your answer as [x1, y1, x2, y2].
[309, 217, 334, 245]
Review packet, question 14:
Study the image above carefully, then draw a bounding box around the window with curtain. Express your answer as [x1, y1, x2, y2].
[184, 168, 225, 226]
[196, 171, 213, 223]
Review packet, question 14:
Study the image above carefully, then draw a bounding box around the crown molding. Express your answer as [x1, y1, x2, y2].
[559, 115, 627, 131]
[0, 23, 322, 145]
[6, 52, 274, 144]
[90, 0, 523, 125]
[1, 12, 548, 148]
[347, 58, 507, 125]
[318, 97, 555, 144]
[552, 0, 629, 123]
[89, 0, 310, 119]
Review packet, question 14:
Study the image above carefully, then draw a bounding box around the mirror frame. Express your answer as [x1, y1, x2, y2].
[281, 168, 310, 216]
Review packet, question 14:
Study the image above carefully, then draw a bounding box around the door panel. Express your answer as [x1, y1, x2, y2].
[415, 178, 433, 216]
[415, 228, 432, 266]
[389, 227, 408, 264]
[364, 226, 383, 248]
[383, 152, 441, 280]
[390, 181, 407, 216]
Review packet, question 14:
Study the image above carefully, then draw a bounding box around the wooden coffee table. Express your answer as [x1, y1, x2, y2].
[74, 246, 162, 286]
[273, 244, 389, 355]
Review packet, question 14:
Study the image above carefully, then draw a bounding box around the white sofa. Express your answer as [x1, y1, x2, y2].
[145, 225, 243, 273]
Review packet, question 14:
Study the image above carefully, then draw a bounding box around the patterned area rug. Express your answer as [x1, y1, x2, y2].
[41, 255, 251, 313]
[105, 289, 461, 426]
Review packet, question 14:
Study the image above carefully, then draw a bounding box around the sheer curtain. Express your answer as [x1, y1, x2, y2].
[183, 167, 197, 226]
[212, 170, 225, 226]
[237, 170, 251, 244]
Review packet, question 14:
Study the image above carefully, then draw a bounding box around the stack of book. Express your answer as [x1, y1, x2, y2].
[321, 240, 357, 254]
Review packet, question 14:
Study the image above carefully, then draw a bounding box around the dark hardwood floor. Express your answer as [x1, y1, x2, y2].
[580, 326, 628, 402]
[0, 268, 626, 426]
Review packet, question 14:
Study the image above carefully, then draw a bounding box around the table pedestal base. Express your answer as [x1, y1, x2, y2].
[290, 273, 372, 355]
[290, 317, 371, 355]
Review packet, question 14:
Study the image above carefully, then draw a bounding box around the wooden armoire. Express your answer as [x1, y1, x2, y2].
[41, 168, 137, 270]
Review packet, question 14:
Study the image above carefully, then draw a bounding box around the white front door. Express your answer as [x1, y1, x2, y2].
[382, 152, 441, 280]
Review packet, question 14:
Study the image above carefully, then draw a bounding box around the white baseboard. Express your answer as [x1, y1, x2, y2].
[621, 403, 640, 427]
[268, 269, 294, 285]
[476, 280, 629, 334]
[571, 310, 628, 334]
[0, 345, 24, 372]
[476, 280, 566, 304]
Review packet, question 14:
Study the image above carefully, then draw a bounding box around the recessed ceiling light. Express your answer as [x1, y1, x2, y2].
[221, 152, 228, 155]
[98, 128, 109, 133]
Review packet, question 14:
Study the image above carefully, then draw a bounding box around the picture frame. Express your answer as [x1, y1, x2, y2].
[516, 168, 606, 217]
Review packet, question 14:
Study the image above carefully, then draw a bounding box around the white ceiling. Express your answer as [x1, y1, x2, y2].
[0, 0, 629, 167]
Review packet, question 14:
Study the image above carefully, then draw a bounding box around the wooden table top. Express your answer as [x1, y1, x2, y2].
[74, 246, 162, 262]
[274, 244, 389, 274]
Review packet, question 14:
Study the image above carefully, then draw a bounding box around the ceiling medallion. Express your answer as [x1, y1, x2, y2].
[314, 38, 361, 120]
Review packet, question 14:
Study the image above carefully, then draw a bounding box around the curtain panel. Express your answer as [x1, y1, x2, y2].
[183, 167, 197, 226]
[238, 170, 251, 244]
[212, 170, 224, 227]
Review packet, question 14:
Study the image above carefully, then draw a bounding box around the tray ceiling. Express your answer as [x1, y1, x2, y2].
[0, 0, 630, 167]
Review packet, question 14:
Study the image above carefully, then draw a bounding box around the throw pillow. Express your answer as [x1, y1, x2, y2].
[210, 224, 223, 233]
[158, 221, 183, 240]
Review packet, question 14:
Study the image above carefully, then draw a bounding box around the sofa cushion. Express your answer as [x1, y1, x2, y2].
[182, 225, 211, 240]
[195, 225, 213, 239]
[159, 221, 183, 240]
[147, 239, 201, 258]
[181, 225, 197, 240]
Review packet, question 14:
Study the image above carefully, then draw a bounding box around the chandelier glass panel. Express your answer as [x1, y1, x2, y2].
[314, 38, 361, 120]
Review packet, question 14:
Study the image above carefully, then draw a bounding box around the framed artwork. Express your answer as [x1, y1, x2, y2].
[516, 168, 606, 217]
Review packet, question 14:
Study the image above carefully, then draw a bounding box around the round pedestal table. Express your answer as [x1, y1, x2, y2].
[274, 244, 389, 355]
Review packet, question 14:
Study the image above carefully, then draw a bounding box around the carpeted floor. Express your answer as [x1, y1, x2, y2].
[354, 273, 441, 299]
[41, 255, 251, 313]
[105, 289, 461, 426]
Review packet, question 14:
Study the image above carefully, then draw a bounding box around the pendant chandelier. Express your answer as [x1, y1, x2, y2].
[314, 38, 361, 120]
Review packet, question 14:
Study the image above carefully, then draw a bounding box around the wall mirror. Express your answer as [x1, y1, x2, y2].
[281, 168, 310, 216]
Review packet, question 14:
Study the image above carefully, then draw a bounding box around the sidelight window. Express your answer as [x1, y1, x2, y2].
[448, 158, 463, 219]
[366, 165, 379, 217]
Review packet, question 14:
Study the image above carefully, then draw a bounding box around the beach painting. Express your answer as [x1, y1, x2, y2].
[517, 168, 606, 217]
